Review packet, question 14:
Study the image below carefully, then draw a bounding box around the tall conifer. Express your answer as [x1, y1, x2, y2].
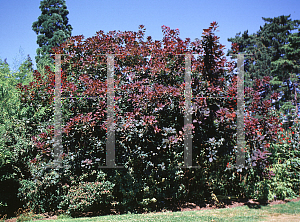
[228, 15, 300, 118]
[32, 0, 73, 64]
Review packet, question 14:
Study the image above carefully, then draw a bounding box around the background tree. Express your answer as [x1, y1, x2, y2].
[227, 15, 300, 121]
[0, 57, 35, 217]
[32, 0, 73, 69]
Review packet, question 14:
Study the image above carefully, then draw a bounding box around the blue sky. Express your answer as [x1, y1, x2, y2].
[0, 0, 299, 71]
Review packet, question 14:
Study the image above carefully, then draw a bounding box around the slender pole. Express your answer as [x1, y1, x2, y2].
[54, 54, 63, 167]
[236, 54, 246, 170]
[106, 54, 116, 168]
[99, 54, 123, 168]
[184, 54, 193, 168]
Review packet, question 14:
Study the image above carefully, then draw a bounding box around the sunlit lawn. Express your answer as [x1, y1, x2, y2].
[38, 199, 300, 222]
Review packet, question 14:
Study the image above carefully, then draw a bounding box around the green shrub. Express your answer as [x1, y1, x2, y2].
[18, 168, 66, 213]
[59, 180, 114, 215]
[18, 159, 115, 216]
[269, 162, 299, 200]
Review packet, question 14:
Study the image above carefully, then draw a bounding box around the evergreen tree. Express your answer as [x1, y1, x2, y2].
[228, 15, 300, 118]
[32, 0, 73, 65]
[272, 20, 300, 117]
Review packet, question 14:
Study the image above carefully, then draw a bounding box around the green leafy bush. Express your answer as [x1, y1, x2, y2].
[18, 168, 66, 213]
[268, 161, 299, 200]
[18, 159, 115, 215]
[59, 179, 114, 215]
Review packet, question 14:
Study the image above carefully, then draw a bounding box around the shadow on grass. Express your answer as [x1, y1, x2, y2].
[72, 197, 299, 217]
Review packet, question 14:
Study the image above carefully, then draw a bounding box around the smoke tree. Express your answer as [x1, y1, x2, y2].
[16, 23, 281, 213]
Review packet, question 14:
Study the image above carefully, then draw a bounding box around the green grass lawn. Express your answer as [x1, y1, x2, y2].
[15, 199, 299, 222]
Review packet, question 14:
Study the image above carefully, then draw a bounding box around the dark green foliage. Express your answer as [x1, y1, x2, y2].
[228, 15, 300, 117]
[32, 0, 73, 64]
[18, 162, 114, 215]
[58, 170, 114, 216]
